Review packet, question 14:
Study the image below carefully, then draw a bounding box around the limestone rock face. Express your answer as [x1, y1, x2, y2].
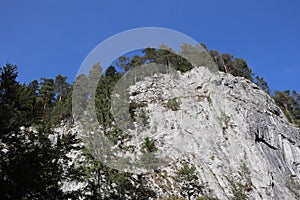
[123, 66, 300, 199]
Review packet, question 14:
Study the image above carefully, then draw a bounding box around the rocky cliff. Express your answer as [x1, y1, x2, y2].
[106, 66, 300, 199]
[69, 65, 300, 199]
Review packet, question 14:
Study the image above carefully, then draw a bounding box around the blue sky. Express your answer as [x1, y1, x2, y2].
[0, 0, 299, 92]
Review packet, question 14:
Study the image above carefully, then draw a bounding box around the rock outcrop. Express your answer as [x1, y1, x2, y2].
[115, 66, 300, 199]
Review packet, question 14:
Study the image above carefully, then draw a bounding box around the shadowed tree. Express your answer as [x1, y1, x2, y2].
[39, 78, 55, 111]
[0, 64, 83, 199]
[232, 58, 253, 81]
[255, 76, 271, 94]
[210, 50, 223, 71]
[55, 75, 69, 102]
[273, 90, 295, 124]
[72, 74, 89, 120]
[116, 56, 130, 72]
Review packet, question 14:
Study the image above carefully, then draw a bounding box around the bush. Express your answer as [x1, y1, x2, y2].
[142, 137, 158, 153]
[129, 101, 147, 119]
[137, 109, 149, 128]
[225, 162, 252, 200]
[167, 98, 180, 111]
[176, 163, 198, 182]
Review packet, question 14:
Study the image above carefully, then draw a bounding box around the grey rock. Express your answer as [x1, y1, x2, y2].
[124, 66, 300, 199]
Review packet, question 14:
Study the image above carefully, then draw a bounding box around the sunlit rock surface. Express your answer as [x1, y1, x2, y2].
[123, 66, 300, 199]
[67, 66, 300, 199]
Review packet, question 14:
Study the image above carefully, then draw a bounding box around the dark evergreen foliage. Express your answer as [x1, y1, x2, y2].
[0, 64, 82, 199]
[273, 90, 300, 126]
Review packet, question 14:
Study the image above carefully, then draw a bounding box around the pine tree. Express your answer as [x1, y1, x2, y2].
[39, 78, 55, 111]
[210, 50, 223, 71]
[273, 90, 295, 123]
[232, 58, 253, 81]
[72, 74, 89, 120]
[255, 76, 271, 94]
[0, 64, 83, 199]
[116, 56, 130, 72]
[54, 75, 69, 102]
[0, 63, 22, 138]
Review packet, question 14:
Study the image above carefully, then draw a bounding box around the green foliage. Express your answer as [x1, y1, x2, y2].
[176, 162, 198, 182]
[39, 77, 55, 110]
[179, 43, 216, 71]
[231, 58, 253, 81]
[0, 64, 45, 143]
[105, 65, 118, 77]
[82, 153, 156, 199]
[209, 50, 254, 81]
[129, 101, 147, 119]
[93, 66, 133, 151]
[47, 75, 72, 125]
[0, 63, 157, 199]
[0, 64, 83, 199]
[117, 44, 261, 85]
[207, 95, 212, 104]
[273, 90, 300, 126]
[137, 109, 150, 128]
[139, 138, 161, 170]
[116, 55, 130, 72]
[225, 162, 252, 200]
[209, 50, 223, 71]
[141, 47, 193, 73]
[142, 137, 158, 153]
[129, 55, 145, 68]
[128, 101, 150, 130]
[115, 44, 265, 90]
[72, 74, 89, 121]
[167, 98, 180, 111]
[94, 66, 120, 128]
[175, 162, 207, 199]
[231, 184, 248, 200]
[255, 76, 271, 94]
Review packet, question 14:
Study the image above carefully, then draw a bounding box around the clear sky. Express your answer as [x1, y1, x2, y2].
[0, 0, 299, 92]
